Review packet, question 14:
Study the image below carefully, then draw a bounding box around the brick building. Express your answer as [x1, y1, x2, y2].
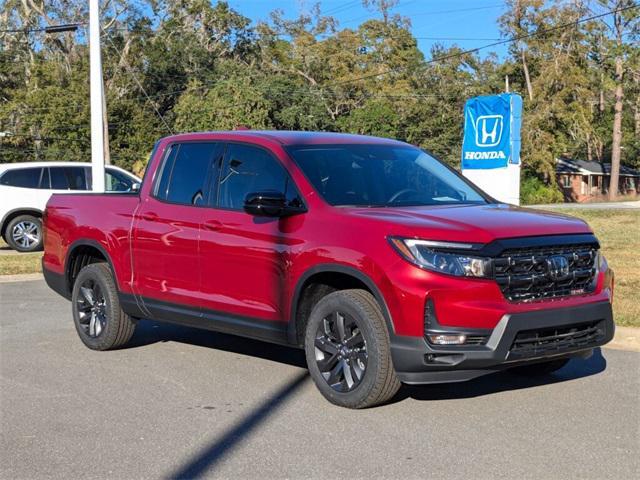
[556, 158, 640, 203]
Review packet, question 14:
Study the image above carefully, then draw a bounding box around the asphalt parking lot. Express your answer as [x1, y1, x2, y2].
[1, 279, 639, 479]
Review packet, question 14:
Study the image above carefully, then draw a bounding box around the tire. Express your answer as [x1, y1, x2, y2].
[71, 262, 136, 350]
[304, 289, 401, 409]
[509, 358, 570, 376]
[5, 215, 43, 252]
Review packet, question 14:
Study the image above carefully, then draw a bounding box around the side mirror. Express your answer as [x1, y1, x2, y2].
[244, 191, 305, 217]
[131, 182, 141, 193]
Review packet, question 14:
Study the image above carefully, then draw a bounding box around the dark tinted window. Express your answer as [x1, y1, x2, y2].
[156, 143, 221, 205]
[217, 144, 301, 210]
[49, 166, 88, 190]
[288, 145, 486, 207]
[0, 168, 44, 188]
[155, 146, 179, 199]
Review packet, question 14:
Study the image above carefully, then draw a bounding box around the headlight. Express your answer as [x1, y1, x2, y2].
[389, 238, 491, 278]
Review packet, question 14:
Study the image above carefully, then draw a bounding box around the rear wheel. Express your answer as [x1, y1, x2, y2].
[71, 263, 136, 350]
[509, 358, 570, 376]
[304, 289, 400, 409]
[6, 215, 42, 252]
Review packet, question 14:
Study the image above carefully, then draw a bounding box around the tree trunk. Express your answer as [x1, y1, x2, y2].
[608, 54, 623, 200]
[634, 96, 639, 137]
[521, 48, 533, 101]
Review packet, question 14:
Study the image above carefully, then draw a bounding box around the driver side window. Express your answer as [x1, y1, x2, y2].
[216, 144, 302, 210]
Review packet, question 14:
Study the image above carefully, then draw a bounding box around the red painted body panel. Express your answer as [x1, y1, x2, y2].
[43, 131, 613, 340]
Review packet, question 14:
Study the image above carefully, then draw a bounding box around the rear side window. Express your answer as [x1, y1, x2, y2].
[0, 168, 44, 188]
[217, 144, 301, 210]
[49, 166, 88, 190]
[155, 143, 222, 206]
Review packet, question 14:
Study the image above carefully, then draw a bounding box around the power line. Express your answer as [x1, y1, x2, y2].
[330, 3, 639, 87]
[341, 3, 504, 25]
[323, 0, 362, 16]
[103, 35, 174, 134]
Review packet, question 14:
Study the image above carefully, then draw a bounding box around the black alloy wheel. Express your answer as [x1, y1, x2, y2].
[71, 263, 136, 350]
[75, 278, 107, 338]
[314, 310, 368, 392]
[304, 289, 400, 409]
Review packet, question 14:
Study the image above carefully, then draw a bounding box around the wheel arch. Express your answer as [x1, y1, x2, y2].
[64, 239, 119, 297]
[288, 264, 395, 345]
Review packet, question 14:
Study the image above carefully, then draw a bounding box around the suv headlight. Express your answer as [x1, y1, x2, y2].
[389, 238, 491, 278]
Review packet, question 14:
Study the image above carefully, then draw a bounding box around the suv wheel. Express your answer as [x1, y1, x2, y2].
[509, 358, 570, 376]
[71, 263, 136, 350]
[304, 289, 400, 409]
[6, 215, 43, 252]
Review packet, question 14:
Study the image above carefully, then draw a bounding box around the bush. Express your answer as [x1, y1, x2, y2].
[520, 176, 564, 205]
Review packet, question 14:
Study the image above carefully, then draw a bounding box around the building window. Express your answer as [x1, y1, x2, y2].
[561, 175, 571, 188]
[625, 177, 634, 190]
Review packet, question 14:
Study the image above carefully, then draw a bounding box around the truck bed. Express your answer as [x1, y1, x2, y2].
[43, 193, 140, 295]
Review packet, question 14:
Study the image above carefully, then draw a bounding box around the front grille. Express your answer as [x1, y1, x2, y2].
[508, 321, 605, 360]
[493, 244, 598, 302]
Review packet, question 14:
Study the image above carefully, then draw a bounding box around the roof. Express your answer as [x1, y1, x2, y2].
[556, 158, 640, 177]
[163, 130, 407, 147]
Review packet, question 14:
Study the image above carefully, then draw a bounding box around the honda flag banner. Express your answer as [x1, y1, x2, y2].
[461, 93, 523, 205]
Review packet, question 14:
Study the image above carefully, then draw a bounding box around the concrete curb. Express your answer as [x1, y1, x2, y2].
[0, 273, 43, 283]
[0, 273, 638, 352]
[606, 326, 640, 353]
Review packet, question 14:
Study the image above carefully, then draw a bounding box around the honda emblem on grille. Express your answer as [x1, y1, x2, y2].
[547, 255, 570, 280]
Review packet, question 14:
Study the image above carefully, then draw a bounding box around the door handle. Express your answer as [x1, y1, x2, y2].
[203, 220, 222, 231]
[141, 212, 158, 222]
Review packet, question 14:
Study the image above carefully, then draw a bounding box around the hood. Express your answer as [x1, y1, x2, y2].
[345, 203, 592, 244]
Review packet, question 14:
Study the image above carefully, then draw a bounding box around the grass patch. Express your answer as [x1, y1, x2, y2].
[551, 209, 640, 327]
[0, 210, 637, 326]
[0, 239, 43, 275]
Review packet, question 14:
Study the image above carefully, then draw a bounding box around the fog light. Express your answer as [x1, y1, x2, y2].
[427, 334, 467, 345]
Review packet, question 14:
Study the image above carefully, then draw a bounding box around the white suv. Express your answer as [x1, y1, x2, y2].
[0, 162, 140, 252]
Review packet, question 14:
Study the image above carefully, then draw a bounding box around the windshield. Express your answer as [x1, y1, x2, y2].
[287, 144, 488, 207]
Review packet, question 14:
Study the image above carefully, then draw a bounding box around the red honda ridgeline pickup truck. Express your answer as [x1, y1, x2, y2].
[43, 131, 615, 408]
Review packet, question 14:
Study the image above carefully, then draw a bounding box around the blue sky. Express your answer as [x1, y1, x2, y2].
[227, 0, 510, 58]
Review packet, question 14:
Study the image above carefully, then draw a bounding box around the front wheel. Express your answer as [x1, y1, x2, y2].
[304, 289, 400, 409]
[71, 262, 136, 350]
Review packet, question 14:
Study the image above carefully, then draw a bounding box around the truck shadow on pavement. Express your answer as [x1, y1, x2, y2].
[128, 319, 307, 368]
[130, 319, 607, 403]
[394, 348, 607, 402]
[127, 321, 607, 479]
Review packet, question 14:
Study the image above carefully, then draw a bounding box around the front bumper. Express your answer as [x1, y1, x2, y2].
[390, 301, 614, 384]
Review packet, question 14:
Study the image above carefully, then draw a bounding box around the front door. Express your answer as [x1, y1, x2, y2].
[199, 143, 305, 324]
[131, 142, 222, 310]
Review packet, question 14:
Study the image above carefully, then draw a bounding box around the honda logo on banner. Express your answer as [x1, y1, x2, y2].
[461, 93, 523, 205]
[461, 93, 522, 170]
[475, 115, 503, 147]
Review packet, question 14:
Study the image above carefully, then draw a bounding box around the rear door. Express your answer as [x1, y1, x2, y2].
[131, 142, 223, 310]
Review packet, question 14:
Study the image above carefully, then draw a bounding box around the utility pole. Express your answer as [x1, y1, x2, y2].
[89, 0, 105, 192]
